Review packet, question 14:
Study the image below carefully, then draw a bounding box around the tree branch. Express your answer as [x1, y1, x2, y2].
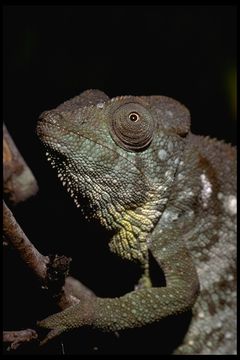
[3, 123, 38, 205]
[3, 200, 48, 280]
[3, 200, 96, 349]
[2, 200, 83, 307]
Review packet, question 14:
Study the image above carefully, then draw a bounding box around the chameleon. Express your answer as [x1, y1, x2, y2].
[37, 89, 236, 354]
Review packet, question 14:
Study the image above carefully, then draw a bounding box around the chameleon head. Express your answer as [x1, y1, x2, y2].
[37, 90, 190, 230]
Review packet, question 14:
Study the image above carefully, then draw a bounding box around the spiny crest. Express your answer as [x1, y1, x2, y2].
[45, 150, 82, 208]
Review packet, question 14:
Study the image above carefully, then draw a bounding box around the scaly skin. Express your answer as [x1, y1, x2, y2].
[37, 89, 236, 354]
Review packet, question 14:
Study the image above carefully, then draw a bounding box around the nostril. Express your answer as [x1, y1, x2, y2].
[39, 110, 49, 119]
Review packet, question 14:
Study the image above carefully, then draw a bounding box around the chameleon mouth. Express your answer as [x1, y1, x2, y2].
[37, 115, 76, 158]
[37, 114, 95, 211]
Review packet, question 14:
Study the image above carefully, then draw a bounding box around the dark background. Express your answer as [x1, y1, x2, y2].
[3, 5, 236, 354]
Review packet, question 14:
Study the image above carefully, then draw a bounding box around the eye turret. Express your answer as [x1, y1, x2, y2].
[110, 102, 155, 151]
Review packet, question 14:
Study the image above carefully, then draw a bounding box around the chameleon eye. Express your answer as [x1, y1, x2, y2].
[110, 102, 155, 151]
[129, 112, 140, 122]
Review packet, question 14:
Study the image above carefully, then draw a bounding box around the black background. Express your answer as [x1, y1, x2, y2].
[3, 5, 236, 354]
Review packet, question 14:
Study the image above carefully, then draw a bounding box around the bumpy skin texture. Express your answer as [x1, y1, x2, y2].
[37, 90, 236, 354]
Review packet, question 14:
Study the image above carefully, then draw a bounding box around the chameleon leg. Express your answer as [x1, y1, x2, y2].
[38, 244, 199, 336]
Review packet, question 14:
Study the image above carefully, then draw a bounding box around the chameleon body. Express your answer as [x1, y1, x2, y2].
[37, 90, 236, 354]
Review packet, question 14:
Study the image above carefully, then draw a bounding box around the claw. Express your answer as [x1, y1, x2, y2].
[39, 328, 64, 346]
[37, 314, 66, 345]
